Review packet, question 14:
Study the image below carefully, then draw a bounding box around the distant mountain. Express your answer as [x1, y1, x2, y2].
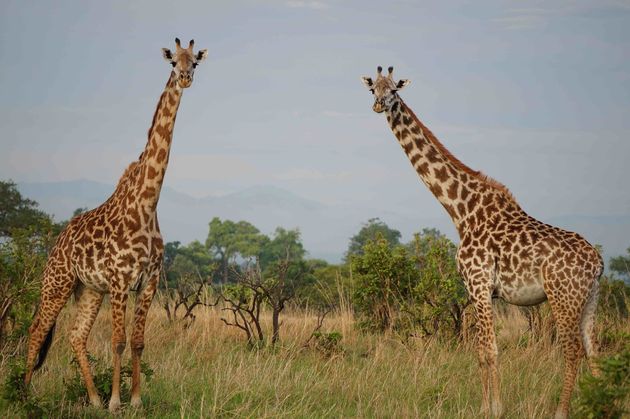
[16, 180, 630, 267]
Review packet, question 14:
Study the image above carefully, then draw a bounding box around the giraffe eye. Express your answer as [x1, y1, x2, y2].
[170, 61, 176, 67]
[192, 62, 198, 68]
[369, 89, 374, 94]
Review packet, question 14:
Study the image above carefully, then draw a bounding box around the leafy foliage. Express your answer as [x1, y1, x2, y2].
[0, 180, 51, 238]
[351, 236, 419, 332]
[206, 217, 267, 282]
[0, 227, 54, 347]
[575, 338, 630, 419]
[405, 230, 469, 339]
[609, 247, 630, 280]
[312, 331, 343, 357]
[346, 218, 401, 260]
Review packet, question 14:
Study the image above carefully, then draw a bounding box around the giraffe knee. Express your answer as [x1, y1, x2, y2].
[131, 339, 144, 354]
[113, 340, 126, 355]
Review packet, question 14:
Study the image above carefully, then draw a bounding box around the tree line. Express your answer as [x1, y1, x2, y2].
[1, 179, 630, 349]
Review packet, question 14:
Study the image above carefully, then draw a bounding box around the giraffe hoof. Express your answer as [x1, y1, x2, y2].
[491, 400, 503, 417]
[554, 410, 568, 419]
[108, 398, 121, 412]
[89, 396, 103, 408]
[131, 396, 143, 409]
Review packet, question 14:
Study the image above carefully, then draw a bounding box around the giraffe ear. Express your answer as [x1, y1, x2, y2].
[361, 76, 373, 89]
[162, 48, 174, 62]
[395, 79, 411, 90]
[195, 49, 208, 62]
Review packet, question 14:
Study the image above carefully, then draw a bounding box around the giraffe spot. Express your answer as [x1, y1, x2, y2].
[426, 147, 441, 163]
[430, 183, 443, 198]
[434, 166, 449, 183]
[447, 182, 458, 200]
[418, 162, 429, 175]
[467, 194, 480, 212]
[410, 153, 421, 166]
[156, 148, 167, 163]
[457, 202, 466, 217]
[155, 124, 170, 139]
[444, 204, 457, 219]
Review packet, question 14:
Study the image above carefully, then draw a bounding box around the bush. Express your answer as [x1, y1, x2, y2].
[312, 331, 343, 357]
[575, 338, 630, 419]
[64, 355, 154, 405]
[406, 231, 469, 340]
[351, 237, 418, 332]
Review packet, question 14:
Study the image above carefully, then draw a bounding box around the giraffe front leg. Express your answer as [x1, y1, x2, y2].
[130, 271, 159, 409]
[108, 286, 129, 413]
[471, 288, 502, 418]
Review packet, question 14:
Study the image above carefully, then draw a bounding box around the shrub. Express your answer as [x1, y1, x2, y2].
[351, 237, 418, 332]
[64, 355, 154, 405]
[575, 339, 630, 419]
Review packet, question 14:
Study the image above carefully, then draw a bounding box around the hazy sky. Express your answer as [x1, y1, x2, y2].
[1, 0, 629, 253]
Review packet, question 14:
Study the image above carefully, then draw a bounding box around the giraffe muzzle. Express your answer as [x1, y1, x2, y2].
[373, 101, 385, 113]
[178, 74, 193, 88]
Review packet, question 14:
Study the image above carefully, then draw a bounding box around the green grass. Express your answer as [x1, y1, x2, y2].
[1, 302, 626, 418]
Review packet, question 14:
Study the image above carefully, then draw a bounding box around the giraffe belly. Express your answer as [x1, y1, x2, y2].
[496, 277, 547, 306]
[76, 269, 111, 293]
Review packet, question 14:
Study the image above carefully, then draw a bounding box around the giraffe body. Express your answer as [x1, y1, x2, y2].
[362, 66, 602, 418]
[24, 38, 207, 411]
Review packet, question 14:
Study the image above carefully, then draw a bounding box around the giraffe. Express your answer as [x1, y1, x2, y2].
[23, 38, 208, 411]
[361, 66, 603, 418]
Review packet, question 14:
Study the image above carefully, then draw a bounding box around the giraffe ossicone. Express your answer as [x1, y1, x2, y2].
[23, 38, 208, 412]
[362, 66, 603, 419]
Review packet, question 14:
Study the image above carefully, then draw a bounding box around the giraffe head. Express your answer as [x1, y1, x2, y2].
[162, 38, 208, 89]
[361, 66, 411, 113]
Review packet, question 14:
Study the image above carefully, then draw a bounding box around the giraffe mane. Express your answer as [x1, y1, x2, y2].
[401, 101, 518, 204]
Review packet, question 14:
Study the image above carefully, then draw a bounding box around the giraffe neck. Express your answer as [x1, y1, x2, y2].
[136, 72, 183, 210]
[385, 97, 515, 237]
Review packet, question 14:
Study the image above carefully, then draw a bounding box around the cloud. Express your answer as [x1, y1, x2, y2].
[285, 1, 329, 10]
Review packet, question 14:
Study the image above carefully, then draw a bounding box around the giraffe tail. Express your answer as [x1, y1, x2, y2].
[33, 322, 55, 371]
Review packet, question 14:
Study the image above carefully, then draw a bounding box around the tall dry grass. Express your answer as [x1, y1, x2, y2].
[1, 295, 627, 418]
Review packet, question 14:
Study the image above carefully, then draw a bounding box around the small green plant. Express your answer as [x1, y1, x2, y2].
[313, 331, 343, 356]
[575, 338, 630, 419]
[1, 359, 45, 417]
[64, 354, 154, 405]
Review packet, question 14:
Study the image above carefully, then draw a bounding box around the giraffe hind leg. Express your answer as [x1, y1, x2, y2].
[24, 267, 76, 386]
[547, 277, 591, 419]
[130, 270, 159, 408]
[69, 284, 104, 408]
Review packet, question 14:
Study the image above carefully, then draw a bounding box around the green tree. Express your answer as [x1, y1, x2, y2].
[205, 217, 267, 282]
[0, 226, 54, 347]
[610, 247, 630, 280]
[259, 227, 305, 270]
[0, 181, 51, 238]
[351, 236, 419, 332]
[346, 218, 401, 260]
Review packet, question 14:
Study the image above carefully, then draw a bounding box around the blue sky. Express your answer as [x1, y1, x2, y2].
[1, 0, 629, 259]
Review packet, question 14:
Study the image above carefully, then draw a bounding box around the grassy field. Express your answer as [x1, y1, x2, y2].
[0, 296, 627, 418]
